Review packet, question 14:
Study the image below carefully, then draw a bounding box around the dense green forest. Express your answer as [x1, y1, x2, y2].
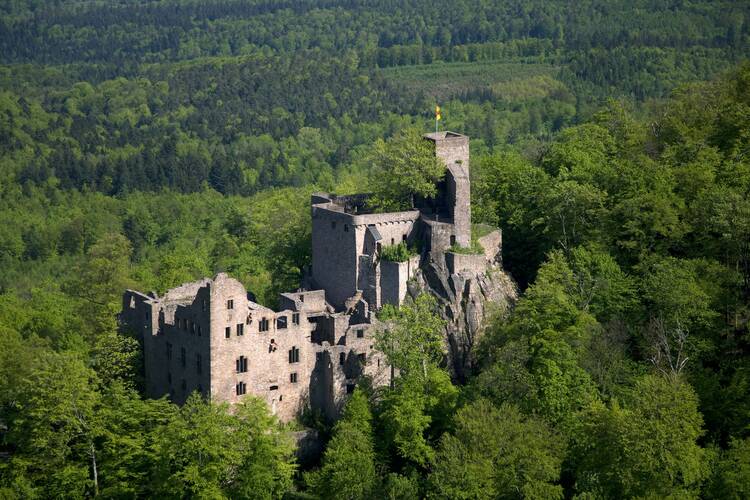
[1, 0, 749, 498]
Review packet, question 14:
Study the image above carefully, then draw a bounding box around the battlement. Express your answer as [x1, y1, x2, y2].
[422, 130, 468, 143]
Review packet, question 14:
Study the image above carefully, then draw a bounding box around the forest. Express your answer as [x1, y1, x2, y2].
[1, 0, 749, 498]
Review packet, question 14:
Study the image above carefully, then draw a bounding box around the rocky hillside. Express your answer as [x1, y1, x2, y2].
[409, 229, 517, 380]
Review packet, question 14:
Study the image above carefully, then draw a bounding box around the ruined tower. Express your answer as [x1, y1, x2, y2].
[423, 131, 471, 247]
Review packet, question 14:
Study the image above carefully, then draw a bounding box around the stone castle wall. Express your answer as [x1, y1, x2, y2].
[380, 255, 420, 307]
[311, 206, 359, 309]
[121, 273, 386, 422]
[311, 193, 420, 309]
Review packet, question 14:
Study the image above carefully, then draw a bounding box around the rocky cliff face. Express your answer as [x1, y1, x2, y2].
[408, 230, 517, 381]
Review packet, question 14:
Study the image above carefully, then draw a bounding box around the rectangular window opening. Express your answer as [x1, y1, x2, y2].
[227, 299, 234, 310]
[225, 327, 231, 339]
[237, 323, 244, 336]
[236, 381, 246, 396]
[288, 346, 300, 364]
[277, 316, 287, 329]
[236, 356, 248, 373]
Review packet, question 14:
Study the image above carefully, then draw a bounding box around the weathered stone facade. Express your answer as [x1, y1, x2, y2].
[120, 131, 515, 421]
[121, 277, 389, 422]
[309, 131, 473, 309]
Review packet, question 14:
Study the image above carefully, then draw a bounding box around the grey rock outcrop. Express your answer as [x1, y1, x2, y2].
[408, 229, 517, 381]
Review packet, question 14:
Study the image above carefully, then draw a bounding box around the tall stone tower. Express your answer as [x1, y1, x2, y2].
[423, 131, 471, 247]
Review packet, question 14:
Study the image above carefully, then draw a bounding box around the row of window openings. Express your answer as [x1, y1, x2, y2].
[235, 347, 299, 374]
[224, 314, 300, 338]
[165, 346, 303, 377]
[166, 344, 203, 373]
[179, 296, 306, 321]
[177, 318, 202, 336]
[236, 373, 298, 396]
[230, 298, 300, 311]
[167, 373, 202, 394]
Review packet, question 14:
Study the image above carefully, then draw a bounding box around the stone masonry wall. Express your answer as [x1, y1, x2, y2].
[311, 207, 358, 309]
[139, 284, 212, 404]
[380, 255, 420, 307]
[209, 273, 315, 422]
[424, 132, 471, 247]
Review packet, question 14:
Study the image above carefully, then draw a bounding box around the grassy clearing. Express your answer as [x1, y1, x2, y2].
[380, 59, 561, 99]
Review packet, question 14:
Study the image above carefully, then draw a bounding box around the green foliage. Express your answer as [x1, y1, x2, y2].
[151, 394, 295, 499]
[380, 242, 417, 262]
[471, 150, 554, 286]
[429, 400, 565, 499]
[377, 367, 458, 470]
[0, 355, 293, 499]
[91, 332, 142, 389]
[306, 390, 378, 499]
[706, 438, 750, 500]
[572, 375, 709, 499]
[478, 252, 602, 426]
[368, 128, 446, 211]
[63, 233, 134, 335]
[2, 353, 100, 498]
[376, 293, 446, 377]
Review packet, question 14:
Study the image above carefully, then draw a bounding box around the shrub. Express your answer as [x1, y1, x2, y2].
[380, 242, 416, 262]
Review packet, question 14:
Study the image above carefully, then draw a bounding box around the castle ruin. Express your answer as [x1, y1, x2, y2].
[120, 131, 509, 422]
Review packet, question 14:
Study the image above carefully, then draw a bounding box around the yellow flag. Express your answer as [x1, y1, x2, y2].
[435, 105, 441, 121]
